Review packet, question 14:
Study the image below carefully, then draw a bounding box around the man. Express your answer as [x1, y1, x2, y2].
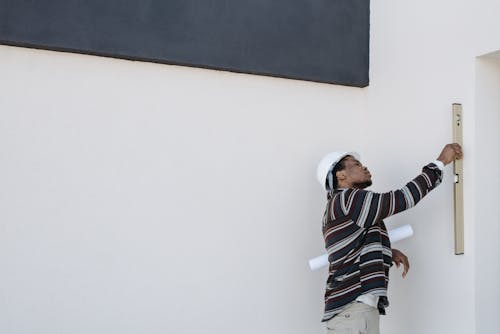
[316, 144, 462, 334]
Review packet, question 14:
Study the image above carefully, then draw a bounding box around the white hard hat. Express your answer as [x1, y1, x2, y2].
[316, 151, 360, 191]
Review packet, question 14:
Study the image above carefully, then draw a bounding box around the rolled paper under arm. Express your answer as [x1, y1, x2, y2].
[387, 224, 413, 244]
[308, 224, 414, 271]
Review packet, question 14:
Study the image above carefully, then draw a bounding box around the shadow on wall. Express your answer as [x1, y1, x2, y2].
[474, 50, 500, 334]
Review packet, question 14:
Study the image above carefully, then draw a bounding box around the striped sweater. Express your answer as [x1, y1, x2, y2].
[321, 163, 443, 321]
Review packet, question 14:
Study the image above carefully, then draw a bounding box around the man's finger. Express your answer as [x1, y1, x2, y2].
[402, 257, 410, 278]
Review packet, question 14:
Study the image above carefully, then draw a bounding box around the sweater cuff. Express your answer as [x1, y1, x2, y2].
[432, 160, 445, 171]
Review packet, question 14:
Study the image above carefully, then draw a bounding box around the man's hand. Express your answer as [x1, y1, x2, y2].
[392, 249, 410, 278]
[437, 143, 463, 165]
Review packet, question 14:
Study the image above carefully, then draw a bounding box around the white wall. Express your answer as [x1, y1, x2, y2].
[0, 46, 366, 334]
[369, 1, 499, 332]
[0, 1, 499, 334]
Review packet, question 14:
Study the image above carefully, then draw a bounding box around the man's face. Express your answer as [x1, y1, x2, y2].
[337, 156, 372, 189]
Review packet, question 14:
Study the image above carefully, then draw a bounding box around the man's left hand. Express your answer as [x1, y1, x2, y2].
[392, 249, 410, 278]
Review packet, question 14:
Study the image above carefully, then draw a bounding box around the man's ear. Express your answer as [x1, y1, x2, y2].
[336, 170, 346, 181]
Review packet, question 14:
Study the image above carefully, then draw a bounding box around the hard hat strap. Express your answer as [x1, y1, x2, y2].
[327, 171, 334, 192]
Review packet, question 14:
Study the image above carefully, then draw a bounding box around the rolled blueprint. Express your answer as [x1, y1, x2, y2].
[308, 224, 414, 271]
[387, 224, 413, 244]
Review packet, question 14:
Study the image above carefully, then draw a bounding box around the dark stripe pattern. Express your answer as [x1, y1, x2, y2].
[321, 163, 442, 321]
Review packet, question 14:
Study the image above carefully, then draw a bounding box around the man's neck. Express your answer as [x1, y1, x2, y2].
[336, 183, 370, 190]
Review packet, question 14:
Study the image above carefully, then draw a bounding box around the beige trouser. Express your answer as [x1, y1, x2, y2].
[326, 302, 380, 334]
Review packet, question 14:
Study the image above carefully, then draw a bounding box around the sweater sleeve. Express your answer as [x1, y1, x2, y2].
[339, 163, 443, 228]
